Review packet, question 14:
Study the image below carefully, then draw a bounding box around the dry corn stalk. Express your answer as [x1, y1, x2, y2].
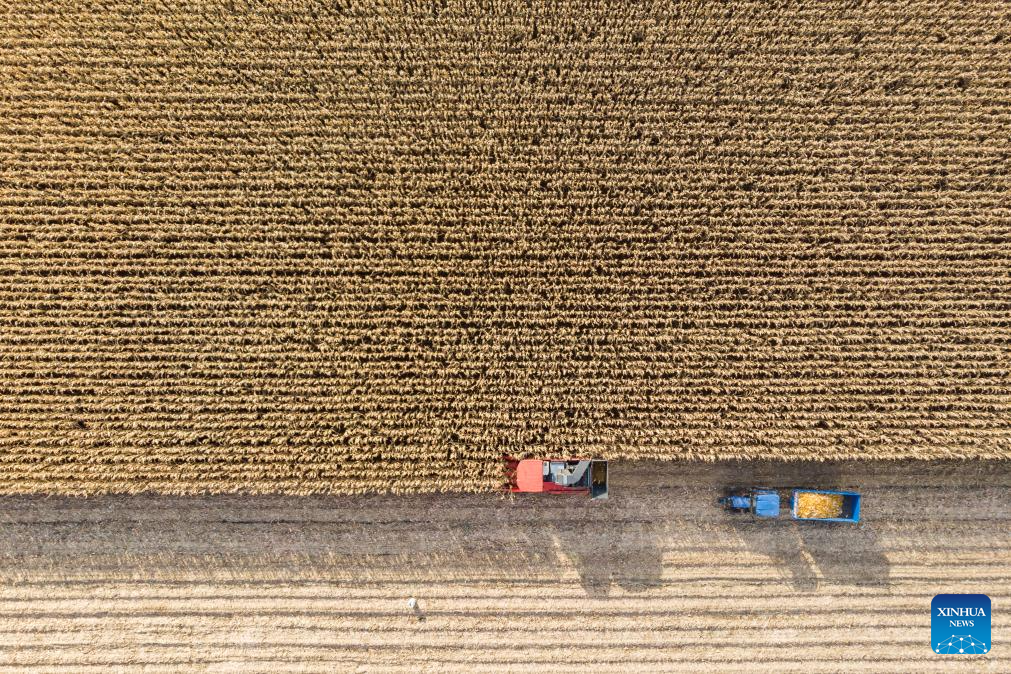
[795, 493, 845, 519]
[1, 0, 1010, 495]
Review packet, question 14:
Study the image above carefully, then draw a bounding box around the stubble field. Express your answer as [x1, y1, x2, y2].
[2, 1, 1010, 494]
[0, 461, 1007, 672]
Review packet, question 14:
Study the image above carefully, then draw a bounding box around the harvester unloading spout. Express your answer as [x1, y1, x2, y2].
[554, 461, 591, 486]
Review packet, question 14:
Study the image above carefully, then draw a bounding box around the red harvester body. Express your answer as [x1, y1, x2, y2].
[506, 458, 608, 499]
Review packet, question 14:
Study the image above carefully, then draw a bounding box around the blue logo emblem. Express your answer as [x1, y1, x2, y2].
[932, 594, 990, 654]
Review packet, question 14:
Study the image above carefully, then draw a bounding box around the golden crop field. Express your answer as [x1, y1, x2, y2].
[1, 1, 1010, 494]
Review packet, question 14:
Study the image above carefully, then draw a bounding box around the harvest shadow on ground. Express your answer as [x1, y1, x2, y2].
[545, 514, 665, 598]
[0, 492, 666, 598]
[0, 459, 917, 597]
[716, 460, 891, 592]
[0, 498, 667, 599]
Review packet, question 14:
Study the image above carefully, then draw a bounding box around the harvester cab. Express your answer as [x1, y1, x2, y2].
[508, 459, 609, 499]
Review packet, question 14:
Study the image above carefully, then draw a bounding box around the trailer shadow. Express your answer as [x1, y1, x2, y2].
[798, 522, 890, 589]
[718, 461, 891, 592]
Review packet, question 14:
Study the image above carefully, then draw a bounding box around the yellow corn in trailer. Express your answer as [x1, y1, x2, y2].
[790, 489, 861, 523]
[794, 492, 844, 519]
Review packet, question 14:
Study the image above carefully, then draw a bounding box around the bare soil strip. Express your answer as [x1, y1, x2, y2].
[0, 461, 1007, 671]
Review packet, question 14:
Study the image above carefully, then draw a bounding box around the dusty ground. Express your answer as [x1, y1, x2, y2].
[0, 460, 1007, 672]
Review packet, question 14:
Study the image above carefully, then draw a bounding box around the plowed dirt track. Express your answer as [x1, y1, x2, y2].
[2, 1, 1011, 494]
[1, 461, 1007, 672]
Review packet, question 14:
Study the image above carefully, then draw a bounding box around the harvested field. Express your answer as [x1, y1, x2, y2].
[0, 461, 1008, 672]
[2, 1, 1011, 493]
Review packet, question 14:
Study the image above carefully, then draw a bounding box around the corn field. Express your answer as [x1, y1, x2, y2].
[1, 1, 1010, 494]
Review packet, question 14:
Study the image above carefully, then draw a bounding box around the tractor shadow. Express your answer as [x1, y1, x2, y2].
[718, 461, 891, 592]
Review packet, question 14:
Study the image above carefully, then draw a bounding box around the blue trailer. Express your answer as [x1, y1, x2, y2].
[791, 489, 861, 523]
[720, 488, 861, 523]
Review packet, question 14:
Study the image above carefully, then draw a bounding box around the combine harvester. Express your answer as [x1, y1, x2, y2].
[719, 487, 861, 523]
[507, 458, 609, 500]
